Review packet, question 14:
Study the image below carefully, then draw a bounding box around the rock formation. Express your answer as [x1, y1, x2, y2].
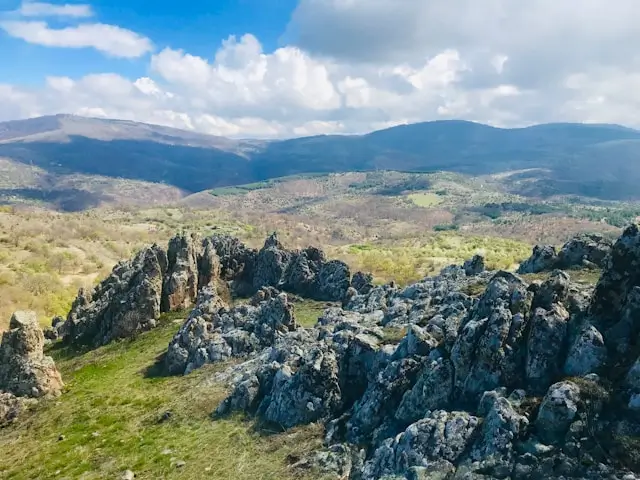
[59, 232, 358, 348]
[0, 311, 63, 426]
[169, 226, 640, 479]
[518, 233, 613, 274]
[60, 244, 168, 347]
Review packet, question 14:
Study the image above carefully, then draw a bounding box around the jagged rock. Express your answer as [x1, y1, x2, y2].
[451, 272, 531, 400]
[591, 224, 640, 327]
[161, 234, 199, 312]
[463, 394, 528, 476]
[395, 355, 453, 427]
[0, 392, 35, 427]
[517, 245, 558, 274]
[563, 325, 606, 376]
[532, 270, 570, 310]
[253, 233, 293, 291]
[292, 443, 361, 478]
[316, 260, 351, 301]
[165, 289, 296, 375]
[362, 410, 479, 479]
[605, 286, 640, 358]
[347, 357, 423, 444]
[352, 271, 375, 295]
[262, 346, 342, 429]
[61, 245, 168, 347]
[207, 234, 257, 296]
[525, 304, 569, 393]
[463, 254, 485, 276]
[249, 286, 280, 306]
[557, 233, 612, 269]
[0, 311, 63, 398]
[536, 381, 581, 444]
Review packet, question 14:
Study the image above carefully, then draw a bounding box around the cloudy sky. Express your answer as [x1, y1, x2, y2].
[0, 0, 638, 138]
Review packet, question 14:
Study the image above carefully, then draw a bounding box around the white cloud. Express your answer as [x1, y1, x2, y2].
[18, 2, 93, 18]
[0, 20, 152, 57]
[4, 1, 640, 138]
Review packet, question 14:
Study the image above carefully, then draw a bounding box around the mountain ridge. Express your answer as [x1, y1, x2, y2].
[2, 115, 640, 207]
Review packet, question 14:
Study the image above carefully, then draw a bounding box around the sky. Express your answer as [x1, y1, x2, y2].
[1, 0, 640, 138]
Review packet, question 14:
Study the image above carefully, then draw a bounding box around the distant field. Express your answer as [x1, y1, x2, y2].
[407, 192, 442, 207]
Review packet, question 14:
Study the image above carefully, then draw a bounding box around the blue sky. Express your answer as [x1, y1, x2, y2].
[1, 1, 639, 138]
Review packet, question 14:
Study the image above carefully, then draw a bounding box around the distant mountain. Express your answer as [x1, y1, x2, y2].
[2, 115, 640, 210]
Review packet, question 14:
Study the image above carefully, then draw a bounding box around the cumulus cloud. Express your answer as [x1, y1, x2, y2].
[18, 2, 93, 18]
[3, 0, 640, 137]
[0, 20, 153, 57]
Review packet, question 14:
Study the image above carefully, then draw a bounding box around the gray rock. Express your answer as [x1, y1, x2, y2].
[558, 233, 612, 269]
[262, 346, 341, 429]
[536, 381, 581, 444]
[517, 244, 558, 274]
[526, 304, 569, 393]
[161, 234, 199, 312]
[0, 391, 36, 427]
[395, 357, 454, 427]
[60, 244, 168, 347]
[0, 311, 64, 398]
[362, 410, 479, 479]
[563, 325, 607, 376]
[463, 254, 485, 276]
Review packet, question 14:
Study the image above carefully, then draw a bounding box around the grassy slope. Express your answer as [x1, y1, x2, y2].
[0, 311, 326, 480]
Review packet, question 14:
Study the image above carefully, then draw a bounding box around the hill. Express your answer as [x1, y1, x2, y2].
[2, 116, 640, 209]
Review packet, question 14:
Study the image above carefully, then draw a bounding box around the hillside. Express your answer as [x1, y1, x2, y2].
[2, 116, 640, 209]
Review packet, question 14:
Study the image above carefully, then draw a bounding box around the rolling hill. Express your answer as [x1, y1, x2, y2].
[2, 114, 640, 210]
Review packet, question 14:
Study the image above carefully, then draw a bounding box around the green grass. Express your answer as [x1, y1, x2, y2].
[407, 192, 442, 207]
[0, 314, 324, 479]
[294, 300, 333, 328]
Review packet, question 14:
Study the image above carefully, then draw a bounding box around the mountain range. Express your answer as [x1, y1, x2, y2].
[2, 114, 640, 210]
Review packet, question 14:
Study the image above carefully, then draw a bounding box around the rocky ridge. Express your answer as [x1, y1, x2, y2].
[165, 227, 640, 479]
[518, 233, 613, 274]
[0, 311, 63, 426]
[57, 232, 356, 348]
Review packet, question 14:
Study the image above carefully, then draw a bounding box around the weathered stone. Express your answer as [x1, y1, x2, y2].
[517, 244, 558, 274]
[463, 254, 485, 276]
[526, 304, 569, 392]
[395, 356, 454, 427]
[352, 271, 375, 295]
[0, 392, 36, 427]
[61, 244, 168, 347]
[563, 325, 607, 376]
[161, 234, 199, 312]
[0, 311, 63, 398]
[262, 346, 341, 429]
[536, 381, 581, 444]
[557, 233, 612, 269]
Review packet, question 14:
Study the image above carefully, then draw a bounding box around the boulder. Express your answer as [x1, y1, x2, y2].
[563, 325, 607, 376]
[535, 381, 581, 444]
[0, 392, 35, 427]
[0, 311, 63, 398]
[351, 271, 375, 295]
[463, 254, 485, 276]
[557, 233, 612, 269]
[525, 304, 569, 393]
[517, 245, 558, 274]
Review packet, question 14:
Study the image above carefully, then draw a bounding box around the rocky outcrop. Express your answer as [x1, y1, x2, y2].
[517, 244, 558, 274]
[200, 225, 640, 479]
[0, 311, 63, 398]
[518, 233, 613, 274]
[165, 288, 297, 375]
[161, 234, 199, 312]
[60, 244, 168, 347]
[59, 232, 363, 348]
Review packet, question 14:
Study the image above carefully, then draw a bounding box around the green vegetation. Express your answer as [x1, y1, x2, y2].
[408, 192, 442, 208]
[293, 300, 333, 328]
[0, 316, 324, 479]
[433, 224, 459, 232]
[339, 233, 532, 285]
